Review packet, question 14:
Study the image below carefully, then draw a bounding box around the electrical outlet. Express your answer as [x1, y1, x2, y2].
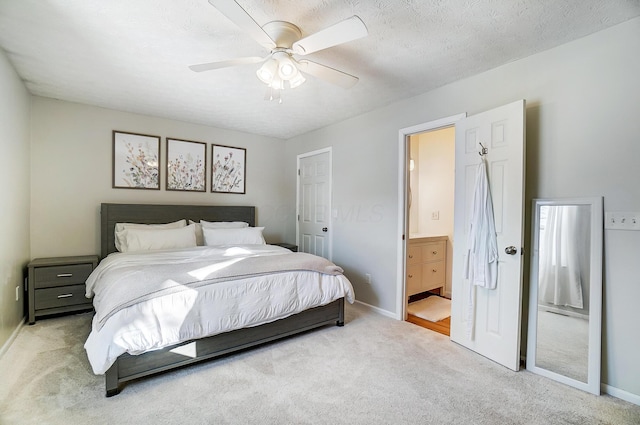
[431, 211, 440, 220]
[15, 286, 20, 301]
[365, 273, 372, 284]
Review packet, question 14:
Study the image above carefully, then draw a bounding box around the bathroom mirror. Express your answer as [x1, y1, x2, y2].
[526, 197, 603, 395]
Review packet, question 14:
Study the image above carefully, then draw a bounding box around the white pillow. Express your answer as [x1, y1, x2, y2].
[202, 227, 266, 246]
[199, 220, 249, 229]
[189, 220, 250, 246]
[119, 224, 197, 252]
[114, 219, 186, 252]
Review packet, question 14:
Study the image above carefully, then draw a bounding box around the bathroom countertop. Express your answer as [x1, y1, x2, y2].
[408, 234, 448, 243]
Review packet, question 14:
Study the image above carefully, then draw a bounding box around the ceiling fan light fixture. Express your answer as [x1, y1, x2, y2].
[280, 62, 296, 78]
[288, 71, 306, 89]
[256, 58, 278, 84]
[272, 51, 296, 80]
[268, 74, 284, 90]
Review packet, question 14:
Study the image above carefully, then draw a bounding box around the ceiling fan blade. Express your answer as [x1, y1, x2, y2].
[189, 56, 264, 72]
[296, 59, 359, 89]
[208, 0, 276, 49]
[292, 16, 368, 55]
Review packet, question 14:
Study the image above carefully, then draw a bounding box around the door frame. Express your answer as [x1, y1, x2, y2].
[296, 147, 333, 261]
[396, 114, 466, 321]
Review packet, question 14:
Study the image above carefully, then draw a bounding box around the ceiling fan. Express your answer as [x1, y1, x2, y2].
[189, 0, 368, 102]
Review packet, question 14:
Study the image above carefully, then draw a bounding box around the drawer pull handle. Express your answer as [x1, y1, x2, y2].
[57, 294, 73, 299]
[432, 269, 438, 273]
[408, 274, 413, 278]
[408, 255, 413, 259]
[57, 273, 73, 278]
[432, 251, 438, 255]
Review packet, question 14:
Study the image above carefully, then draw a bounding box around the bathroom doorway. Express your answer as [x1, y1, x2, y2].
[398, 101, 526, 370]
[404, 126, 455, 336]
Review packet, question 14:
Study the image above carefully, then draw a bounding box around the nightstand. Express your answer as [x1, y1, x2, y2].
[27, 255, 99, 324]
[272, 243, 298, 252]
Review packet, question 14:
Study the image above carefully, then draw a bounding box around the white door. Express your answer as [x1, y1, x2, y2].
[297, 149, 331, 259]
[450, 99, 526, 371]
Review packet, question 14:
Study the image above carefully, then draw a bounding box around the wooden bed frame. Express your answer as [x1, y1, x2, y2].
[99, 203, 345, 397]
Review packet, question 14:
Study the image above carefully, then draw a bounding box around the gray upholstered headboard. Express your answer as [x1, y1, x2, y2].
[100, 203, 256, 258]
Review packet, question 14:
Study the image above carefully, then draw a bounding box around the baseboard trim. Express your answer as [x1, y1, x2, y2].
[0, 317, 25, 360]
[602, 383, 640, 406]
[353, 300, 395, 319]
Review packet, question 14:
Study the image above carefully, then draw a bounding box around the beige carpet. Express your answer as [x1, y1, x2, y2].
[1, 303, 639, 425]
[407, 296, 451, 322]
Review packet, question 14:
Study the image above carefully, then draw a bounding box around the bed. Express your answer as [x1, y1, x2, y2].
[87, 203, 354, 397]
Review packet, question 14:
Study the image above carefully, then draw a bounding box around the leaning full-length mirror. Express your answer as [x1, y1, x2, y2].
[526, 197, 603, 395]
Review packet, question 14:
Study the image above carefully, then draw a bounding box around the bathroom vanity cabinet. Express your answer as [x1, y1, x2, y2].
[406, 236, 447, 297]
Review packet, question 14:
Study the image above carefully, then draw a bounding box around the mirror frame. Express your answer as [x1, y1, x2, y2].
[526, 197, 603, 395]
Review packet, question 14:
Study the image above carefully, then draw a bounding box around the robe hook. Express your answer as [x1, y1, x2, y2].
[478, 142, 488, 156]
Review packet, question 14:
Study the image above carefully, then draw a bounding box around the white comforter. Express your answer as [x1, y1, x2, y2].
[84, 245, 355, 374]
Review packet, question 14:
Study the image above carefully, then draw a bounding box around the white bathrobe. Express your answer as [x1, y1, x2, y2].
[464, 159, 498, 338]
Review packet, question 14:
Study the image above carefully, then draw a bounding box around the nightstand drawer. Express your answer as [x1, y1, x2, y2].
[34, 264, 93, 288]
[34, 285, 90, 310]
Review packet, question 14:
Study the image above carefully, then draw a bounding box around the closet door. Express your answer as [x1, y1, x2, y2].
[297, 148, 332, 260]
[450, 99, 526, 372]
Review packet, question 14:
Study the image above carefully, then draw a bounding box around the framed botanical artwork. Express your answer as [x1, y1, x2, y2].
[211, 144, 246, 194]
[112, 130, 160, 190]
[166, 138, 207, 192]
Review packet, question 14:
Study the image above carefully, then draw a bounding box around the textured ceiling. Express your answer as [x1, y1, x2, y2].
[1, 0, 639, 139]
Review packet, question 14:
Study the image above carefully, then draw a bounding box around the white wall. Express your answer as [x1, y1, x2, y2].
[0, 48, 31, 351]
[284, 18, 640, 399]
[30, 98, 291, 258]
[414, 128, 455, 238]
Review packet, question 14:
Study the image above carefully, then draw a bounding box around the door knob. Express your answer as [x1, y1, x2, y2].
[505, 246, 518, 255]
[322, 227, 328, 232]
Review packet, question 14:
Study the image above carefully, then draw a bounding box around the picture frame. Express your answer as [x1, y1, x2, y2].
[166, 138, 207, 192]
[112, 130, 160, 190]
[211, 144, 246, 194]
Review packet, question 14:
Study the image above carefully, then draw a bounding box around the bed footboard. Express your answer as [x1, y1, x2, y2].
[105, 298, 345, 396]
